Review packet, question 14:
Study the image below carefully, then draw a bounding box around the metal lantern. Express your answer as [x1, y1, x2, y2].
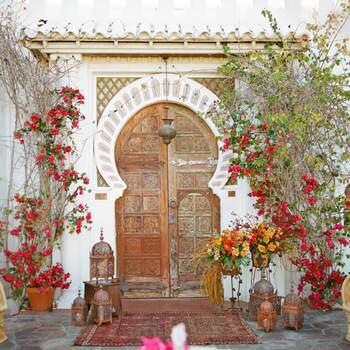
[71, 289, 87, 326]
[257, 300, 277, 332]
[90, 228, 115, 282]
[248, 277, 281, 321]
[158, 117, 176, 145]
[282, 289, 304, 330]
[92, 286, 113, 326]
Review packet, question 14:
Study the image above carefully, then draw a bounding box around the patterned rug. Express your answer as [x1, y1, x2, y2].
[74, 311, 258, 347]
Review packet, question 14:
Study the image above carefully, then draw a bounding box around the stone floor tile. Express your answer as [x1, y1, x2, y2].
[0, 340, 16, 350]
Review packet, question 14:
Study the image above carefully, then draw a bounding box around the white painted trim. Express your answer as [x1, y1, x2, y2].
[94, 73, 230, 199]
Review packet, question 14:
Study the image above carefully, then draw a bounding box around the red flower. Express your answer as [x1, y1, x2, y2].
[64, 145, 72, 153]
[333, 223, 344, 230]
[307, 197, 317, 205]
[50, 128, 60, 136]
[229, 164, 241, 174]
[324, 230, 333, 238]
[339, 237, 349, 247]
[48, 155, 55, 164]
[264, 145, 276, 155]
[326, 238, 335, 250]
[239, 134, 250, 147]
[36, 154, 44, 164]
[55, 144, 62, 153]
[30, 114, 41, 123]
[300, 240, 308, 253]
[10, 227, 20, 236]
[222, 139, 230, 151]
[86, 212, 92, 224]
[304, 184, 313, 194]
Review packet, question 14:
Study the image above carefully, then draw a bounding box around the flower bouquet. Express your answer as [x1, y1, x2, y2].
[198, 229, 250, 304]
[249, 223, 283, 268]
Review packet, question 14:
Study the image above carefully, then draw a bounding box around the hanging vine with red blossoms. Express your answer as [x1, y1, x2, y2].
[2, 87, 92, 307]
[209, 7, 350, 310]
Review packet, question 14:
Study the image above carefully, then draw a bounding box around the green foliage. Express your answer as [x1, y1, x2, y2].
[208, 4, 350, 308]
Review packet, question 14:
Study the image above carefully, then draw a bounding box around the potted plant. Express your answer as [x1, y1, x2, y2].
[198, 229, 250, 304]
[26, 263, 71, 311]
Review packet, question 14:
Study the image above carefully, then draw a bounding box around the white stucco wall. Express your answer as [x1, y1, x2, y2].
[50, 55, 292, 307]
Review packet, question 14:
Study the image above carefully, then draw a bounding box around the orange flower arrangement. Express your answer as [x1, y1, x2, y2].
[249, 222, 283, 256]
[198, 229, 251, 304]
[206, 229, 251, 273]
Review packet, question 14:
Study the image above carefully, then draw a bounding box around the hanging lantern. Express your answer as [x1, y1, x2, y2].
[248, 277, 281, 321]
[282, 289, 304, 330]
[92, 286, 113, 326]
[71, 289, 87, 326]
[257, 300, 277, 332]
[158, 117, 176, 145]
[90, 228, 115, 282]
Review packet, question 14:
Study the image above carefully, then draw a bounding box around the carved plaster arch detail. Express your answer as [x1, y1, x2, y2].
[94, 73, 232, 198]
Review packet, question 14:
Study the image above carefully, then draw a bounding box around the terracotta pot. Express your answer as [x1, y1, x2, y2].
[26, 287, 54, 311]
[251, 249, 271, 268]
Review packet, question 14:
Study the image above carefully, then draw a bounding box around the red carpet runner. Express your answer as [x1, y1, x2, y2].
[74, 311, 258, 347]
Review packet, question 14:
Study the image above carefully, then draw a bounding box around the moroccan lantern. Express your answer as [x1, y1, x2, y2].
[282, 289, 304, 330]
[71, 289, 87, 326]
[92, 286, 113, 326]
[257, 300, 277, 332]
[248, 277, 281, 321]
[158, 117, 176, 145]
[90, 228, 115, 282]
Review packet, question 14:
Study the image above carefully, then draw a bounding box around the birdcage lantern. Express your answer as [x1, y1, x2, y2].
[92, 286, 113, 326]
[282, 289, 304, 330]
[248, 277, 281, 321]
[90, 228, 115, 282]
[257, 300, 277, 332]
[71, 289, 87, 326]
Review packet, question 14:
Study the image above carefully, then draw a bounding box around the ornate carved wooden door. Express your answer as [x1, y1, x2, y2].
[116, 103, 219, 297]
[167, 105, 219, 296]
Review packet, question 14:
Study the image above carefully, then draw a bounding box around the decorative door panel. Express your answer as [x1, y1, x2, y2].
[167, 105, 219, 297]
[116, 103, 219, 298]
[116, 105, 169, 296]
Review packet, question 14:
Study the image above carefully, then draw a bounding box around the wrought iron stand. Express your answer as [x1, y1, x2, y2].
[223, 273, 243, 311]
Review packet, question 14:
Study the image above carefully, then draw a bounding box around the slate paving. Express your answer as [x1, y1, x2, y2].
[2, 308, 349, 350]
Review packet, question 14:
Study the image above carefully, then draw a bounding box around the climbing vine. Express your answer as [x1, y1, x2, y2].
[209, 5, 350, 309]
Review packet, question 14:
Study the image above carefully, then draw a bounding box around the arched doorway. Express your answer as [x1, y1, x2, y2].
[115, 103, 220, 297]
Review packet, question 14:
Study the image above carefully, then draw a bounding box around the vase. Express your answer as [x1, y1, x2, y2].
[221, 263, 239, 276]
[251, 249, 271, 268]
[26, 287, 54, 311]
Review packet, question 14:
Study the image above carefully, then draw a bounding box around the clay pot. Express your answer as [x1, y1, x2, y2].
[26, 287, 54, 311]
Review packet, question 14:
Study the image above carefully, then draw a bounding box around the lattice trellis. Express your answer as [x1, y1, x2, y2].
[96, 77, 137, 187]
[96, 77, 138, 122]
[96, 77, 224, 187]
[193, 78, 225, 100]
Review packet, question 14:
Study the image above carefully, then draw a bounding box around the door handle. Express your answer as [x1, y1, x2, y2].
[169, 196, 177, 208]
